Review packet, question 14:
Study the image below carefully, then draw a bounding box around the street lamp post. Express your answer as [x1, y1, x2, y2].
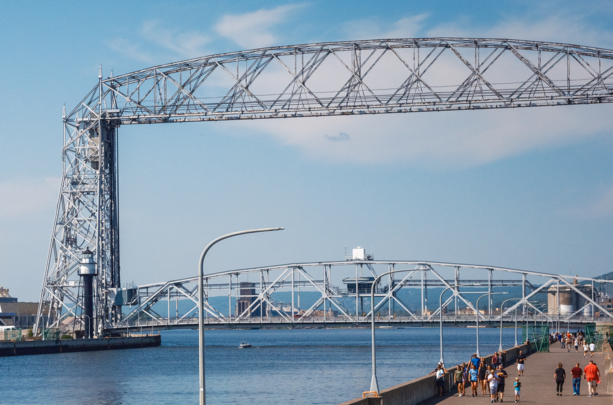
[499, 298, 520, 352]
[198, 227, 283, 405]
[368, 269, 486, 396]
[369, 269, 416, 396]
[439, 287, 487, 367]
[514, 306, 519, 347]
[476, 292, 507, 357]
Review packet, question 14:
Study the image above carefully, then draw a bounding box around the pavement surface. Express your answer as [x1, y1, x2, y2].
[420, 345, 610, 404]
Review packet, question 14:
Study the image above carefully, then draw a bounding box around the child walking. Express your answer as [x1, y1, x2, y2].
[514, 377, 521, 403]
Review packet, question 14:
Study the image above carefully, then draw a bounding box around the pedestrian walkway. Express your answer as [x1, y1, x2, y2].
[419, 346, 609, 404]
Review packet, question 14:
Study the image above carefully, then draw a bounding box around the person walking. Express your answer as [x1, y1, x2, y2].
[487, 365, 499, 403]
[479, 361, 489, 395]
[589, 342, 596, 358]
[469, 363, 479, 397]
[462, 363, 469, 396]
[516, 350, 526, 376]
[454, 365, 465, 397]
[583, 342, 589, 358]
[554, 363, 566, 396]
[584, 360, 600, 397]
[513, 377, 521, 403]
[574, 338, 579, 353]
[566, 337, 572, 353]
[492, 352, 499, 368]
[496, 364, 508, 402]
[470, 353, 481, 370]
[571, 362, 582, 396]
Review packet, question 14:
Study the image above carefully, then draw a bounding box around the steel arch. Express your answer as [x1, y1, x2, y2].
[107, 259, 613, 333]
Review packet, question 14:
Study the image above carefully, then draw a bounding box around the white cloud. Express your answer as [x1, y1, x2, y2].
[0, 178, 59, 218]
[214, 4, 305, 49]
[226, 12, 613, 167]
[106, 9, 613, 168]
[228, 104, 610, 166]
[108, 21, 211, 63]
[108, 38, 157, 64]
[427, 12, 613, 49]
[142, 21, 211, 59]
[342, 14, 428, 40]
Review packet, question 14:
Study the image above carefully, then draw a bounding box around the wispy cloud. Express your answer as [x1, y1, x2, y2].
[214, 4, 306, 49]
[142, 21, 211, 58]
[342, 14, 428, 40]
[107, 21, 211, 64]
[105, 8, 613, 168]
[0, 178, 59, 218]
[324, 132, 350, 142]
[427, 10, 613, 48]
[108, 38, 157, 64]
[230, 12, 613, 166]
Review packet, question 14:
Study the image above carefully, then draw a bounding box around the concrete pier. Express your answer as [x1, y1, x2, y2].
[0, 335, 161, 357]
[419, 345, 610, 405]
[340, 342, 611, 405]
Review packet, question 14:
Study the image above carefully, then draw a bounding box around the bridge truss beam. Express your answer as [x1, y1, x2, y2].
[103, 260, 613, 333]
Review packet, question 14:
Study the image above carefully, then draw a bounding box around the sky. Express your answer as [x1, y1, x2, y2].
[0, 0, 612, 301]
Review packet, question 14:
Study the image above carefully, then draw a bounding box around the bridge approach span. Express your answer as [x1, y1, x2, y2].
[103, 259, 613, 333]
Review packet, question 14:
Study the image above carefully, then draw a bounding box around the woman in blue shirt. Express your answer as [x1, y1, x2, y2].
[469, 363, 479, 397]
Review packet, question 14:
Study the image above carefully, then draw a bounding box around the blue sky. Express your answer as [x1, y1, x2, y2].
[1, 0, 612, 301]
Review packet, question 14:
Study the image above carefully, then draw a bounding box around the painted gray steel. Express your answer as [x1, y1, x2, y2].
[35, 38, 613, 336]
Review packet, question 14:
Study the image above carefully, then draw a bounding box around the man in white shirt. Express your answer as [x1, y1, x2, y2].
[589, 342, 596, 358]
[429, 363, 447, 397]
[487, 366, 498, 403]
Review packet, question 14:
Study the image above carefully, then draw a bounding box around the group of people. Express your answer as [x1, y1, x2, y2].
[432, 350, 522, 403]
[552, 331, 596, 358]
[431, 340, 603, 402]
[553, 360, 601, 397]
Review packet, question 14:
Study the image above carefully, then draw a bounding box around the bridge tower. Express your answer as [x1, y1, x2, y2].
[34, 70, 121, 336]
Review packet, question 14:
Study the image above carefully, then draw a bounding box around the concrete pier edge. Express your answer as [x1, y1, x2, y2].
[0, 335, 161, 357]
[339, 342, 534, 405]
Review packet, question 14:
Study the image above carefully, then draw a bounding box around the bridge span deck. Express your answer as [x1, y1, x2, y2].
[109, 315, 599, 333]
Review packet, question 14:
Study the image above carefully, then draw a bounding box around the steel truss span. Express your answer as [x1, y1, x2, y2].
[35, 38, 613, 336]
[109, 260, 613, 333]
[75, 38, 612, 125]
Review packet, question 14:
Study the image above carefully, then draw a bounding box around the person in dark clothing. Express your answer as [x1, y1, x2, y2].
[554, 363, 566, 396]
[479, 361, 488, 395]
[571, 363, 582, 396]
[496, 364, 508, 402]
[516, 351, 526, 376]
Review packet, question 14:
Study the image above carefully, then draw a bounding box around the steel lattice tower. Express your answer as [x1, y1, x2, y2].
[35, 71, 121, 336]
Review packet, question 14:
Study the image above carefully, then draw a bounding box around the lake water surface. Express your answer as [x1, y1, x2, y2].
[3, 327, 519, 404]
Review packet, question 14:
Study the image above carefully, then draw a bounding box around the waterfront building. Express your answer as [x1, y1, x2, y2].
[0, 287, 52, 329]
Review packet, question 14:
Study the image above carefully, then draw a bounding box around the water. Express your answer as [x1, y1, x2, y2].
[2, 327, 518, 404]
